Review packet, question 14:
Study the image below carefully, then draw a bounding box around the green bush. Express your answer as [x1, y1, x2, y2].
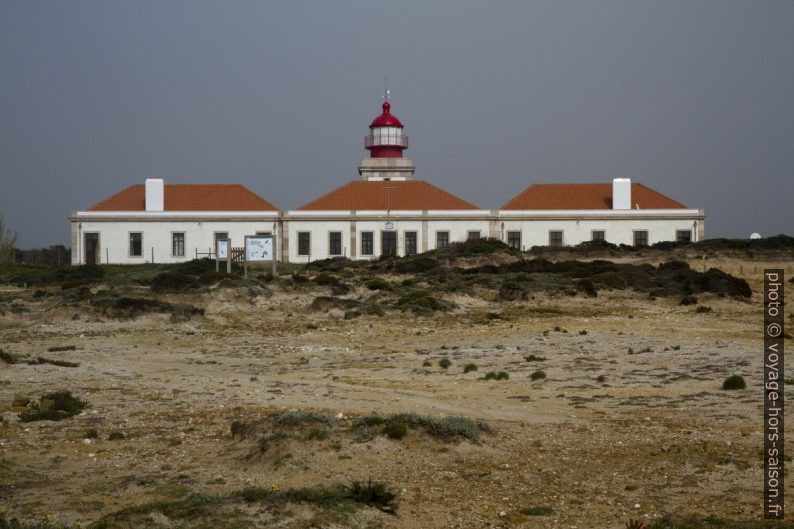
[722, 375, 746, 390]
[19, 390, 87, 422]
[463, 363, 478, 373]
[365, 278, 390, 290]
[530, 370, 547, 381]
[383, 421, 408, 439]
[438, 358, 452, 369]
[484, 371, 509, 381]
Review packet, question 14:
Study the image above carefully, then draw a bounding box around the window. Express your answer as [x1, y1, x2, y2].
[436, 231, 449, 249]
[633, 230, 649, 246]
[676, 230, 691, 242]
[467, 231, 481, 241]
[405, 231, 417, 256]
[549, 231, 563, 247]
[591, 230, 605, 242]
[298, 232, 311, 256]
[172, 233, 185, 257]
[361, 232, 374, 255]
[129, 232, 142, 257]
[507, 231, 521, 249]
[329, 232, 342, 256]
[381, 231, 397, 256]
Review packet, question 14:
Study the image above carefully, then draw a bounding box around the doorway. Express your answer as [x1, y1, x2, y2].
[85, 233, 99, 264]
[381, 231, 397, 257]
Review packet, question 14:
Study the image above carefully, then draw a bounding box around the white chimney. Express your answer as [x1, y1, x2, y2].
[145, 178, 164, 212]
[612, 178, 631, 210]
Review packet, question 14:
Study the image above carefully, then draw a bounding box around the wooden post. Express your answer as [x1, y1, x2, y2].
[106, 248, 109, 264]
[226, 239, 231, 274]
[151, 247, 154, 263]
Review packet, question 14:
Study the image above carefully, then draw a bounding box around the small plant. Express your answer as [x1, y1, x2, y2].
[695, 305, 713, 313]
[722, 374, 746, 390]
[383, 421, 408, 440]
[625, 520, 645, 529]
[524, 354, 546, 362]
[530, 370, 547, 381]
[422, 359, 432, 367]
[463, 363, 478, 373]
[0, 348, 17, 364]
[19, 390, 87, 422]
[307, 427, 330, 441]
[484, 371, 509, 381]
[438, 358, 452, 369]
[680, 295, 698, 306]
[596, 374, 607, 383]
[47, 345, 77, 352]
[108, 431, 125, 441]
[579, 330, 587, 335]
[85, 429, 99, 439]
[365, 278, 390, 290]
[522, 505, 554, 516]
[346, 479, 398, 512]
[784, 377, 794, 385]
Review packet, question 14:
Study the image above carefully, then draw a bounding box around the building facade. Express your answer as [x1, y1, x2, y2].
[70, 97, 705, 265]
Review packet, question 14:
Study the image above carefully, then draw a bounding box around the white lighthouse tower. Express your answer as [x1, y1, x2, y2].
[358, 91, 415, 181]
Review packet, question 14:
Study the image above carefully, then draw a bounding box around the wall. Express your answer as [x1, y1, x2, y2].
[70, 209, 705, 264]
[71, 216, 279, 265]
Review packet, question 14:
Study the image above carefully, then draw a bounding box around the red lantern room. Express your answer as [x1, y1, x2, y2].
[364, 100, 409, 158]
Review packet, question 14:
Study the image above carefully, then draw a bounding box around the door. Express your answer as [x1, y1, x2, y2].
[381, 231, 397, 257]
[85, 233, 99, 265]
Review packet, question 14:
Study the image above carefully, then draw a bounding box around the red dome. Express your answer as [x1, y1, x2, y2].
[369, 101, 403, 128]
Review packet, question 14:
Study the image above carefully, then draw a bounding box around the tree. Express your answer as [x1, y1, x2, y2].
[0, 214, 18, 264]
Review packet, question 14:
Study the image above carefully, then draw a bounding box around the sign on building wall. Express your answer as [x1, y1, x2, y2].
[217, 239, 228, 260]
[245, 235, 274, 262]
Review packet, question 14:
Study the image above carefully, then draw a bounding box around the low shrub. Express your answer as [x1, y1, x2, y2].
[0, 348, 17, 364]
[530, 370, 547, 381]
[524, 354, 546, 362]
[383, 421, 408, 439]
[19, 390, 87, 422]
[365, 278, 390, 290]
[463, 363, 478, 373]
[680, 295, 698, 306]
[695, 305, 713, 313]
[484, 371, 509, 381]
[438, 358, 452, 369]
[522, 506, 554, 516]
[722, 375, 746, 390]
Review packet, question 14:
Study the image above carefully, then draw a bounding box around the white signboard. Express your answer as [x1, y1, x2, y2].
[245, 235, 274, 262]
[216, 239, 228, 260]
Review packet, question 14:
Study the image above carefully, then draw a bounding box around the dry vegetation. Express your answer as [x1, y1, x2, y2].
[1, 238, 794, 528]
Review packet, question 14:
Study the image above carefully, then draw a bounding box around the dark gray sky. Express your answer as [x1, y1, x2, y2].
[1, 1, 792, 247]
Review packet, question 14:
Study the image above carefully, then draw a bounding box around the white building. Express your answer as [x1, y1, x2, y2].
[70, 96, 705, 265]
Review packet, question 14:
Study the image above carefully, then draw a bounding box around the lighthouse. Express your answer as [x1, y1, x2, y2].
[359, 94, 416, 181]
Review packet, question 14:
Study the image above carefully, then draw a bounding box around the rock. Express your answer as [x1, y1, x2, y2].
[12, 394, 29, 407]
[308, 356, 322, 367]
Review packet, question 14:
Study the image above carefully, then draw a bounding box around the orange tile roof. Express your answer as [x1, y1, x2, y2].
[298, 180, 479, 210]
[88, 184, 278, 211]
[501, 183, 687, 210]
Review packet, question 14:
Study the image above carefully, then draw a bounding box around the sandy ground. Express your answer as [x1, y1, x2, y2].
[0, 256, 791, 528]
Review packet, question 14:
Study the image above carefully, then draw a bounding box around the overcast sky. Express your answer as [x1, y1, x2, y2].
[1, 1, 792, 247]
